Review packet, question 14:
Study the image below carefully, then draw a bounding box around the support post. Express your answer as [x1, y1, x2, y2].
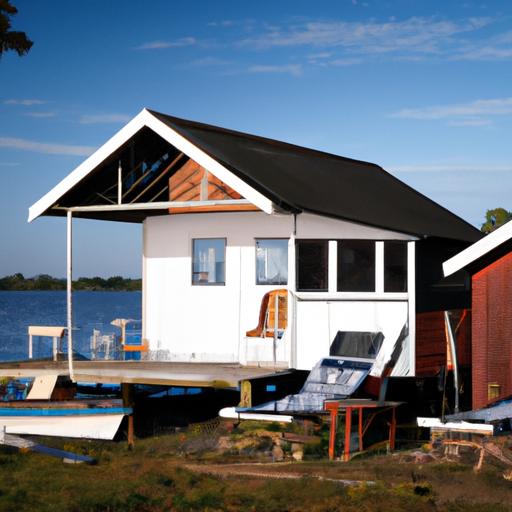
[273, 292, 278, 369]
[445, 311, 460, 414]
[122, 383, 134, 449]
[67, 211, 74, 380]
[118, 160, 122, 205]
[389, 407, 396, 451]
[29, 334, 33, 359]
[344, 407, 352, 461]
[328, 405, 338, 460]
[359, 408, 363, 452]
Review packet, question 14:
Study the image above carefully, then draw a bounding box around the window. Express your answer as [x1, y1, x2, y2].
[192, 239, 226, 285]
[384, 242, 407, 292]
[256, 239, 288, 285]
[296, 240, 328, 291]
[337, 240, 375, 292]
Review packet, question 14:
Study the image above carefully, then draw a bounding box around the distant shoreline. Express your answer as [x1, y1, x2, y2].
[0, 274, 142, 292]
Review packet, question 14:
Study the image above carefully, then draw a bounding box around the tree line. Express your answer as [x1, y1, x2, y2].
[0, 273, 142, 291]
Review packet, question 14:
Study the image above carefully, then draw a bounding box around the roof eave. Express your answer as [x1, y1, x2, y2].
[443, 221, 512, 276]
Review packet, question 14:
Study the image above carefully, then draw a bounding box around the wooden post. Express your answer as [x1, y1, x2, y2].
[359, 408, 363, 452]
[121, 383, 134, 449]
[344, 407, 352, 461]
[328, 405, 338, 460]
[389, 407, 396, 451]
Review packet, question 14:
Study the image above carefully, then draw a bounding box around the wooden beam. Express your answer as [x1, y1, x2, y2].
[130, 153, 184, 204]
[167, 203, 261, 214]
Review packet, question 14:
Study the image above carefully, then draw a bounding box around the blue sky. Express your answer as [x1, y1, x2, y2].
[1, 0, 512, 278]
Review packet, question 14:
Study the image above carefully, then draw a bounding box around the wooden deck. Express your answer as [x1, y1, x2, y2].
[0, 360, 284, 388]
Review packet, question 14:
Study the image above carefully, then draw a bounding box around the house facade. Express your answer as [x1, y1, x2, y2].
[29, 109, 481, 396]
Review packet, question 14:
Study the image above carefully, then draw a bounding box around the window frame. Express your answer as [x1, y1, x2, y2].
[295, 239, 329, 292]
[191, 238, 226, 286]
[294, 238, 409, 296]
[255, 238, 289, 286]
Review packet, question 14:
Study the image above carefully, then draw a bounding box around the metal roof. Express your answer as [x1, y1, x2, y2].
[29, 108, 482, 243]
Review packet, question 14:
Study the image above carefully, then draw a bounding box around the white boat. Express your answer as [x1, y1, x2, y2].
[0, 399, 131, 440]
[0, 375, 131, 441]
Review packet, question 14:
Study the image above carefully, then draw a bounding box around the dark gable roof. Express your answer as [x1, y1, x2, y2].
[150, 110, 481, 243]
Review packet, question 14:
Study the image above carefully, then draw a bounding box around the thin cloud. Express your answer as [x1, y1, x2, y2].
[0, 137, 96, 156]
[23, 112, 57, 118]
[135, 37, 195, 50]
[185, 57, 234, 67]
[0, 162, 20, 166]
[236, 16, 509, 63]
[248, 64, 302, 76]
[239, 17, 490, 50]
[391, 97, 512, 122]
[4, 99, 46, 106]
[80, 114, 132, 124]
[330, 57, 363, 65]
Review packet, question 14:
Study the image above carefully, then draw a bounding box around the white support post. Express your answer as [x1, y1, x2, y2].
[118, 160, 122, 205]
[67, 211, 74, 380]
[29, 334, 33, 359]
[273, 292, 278, 369]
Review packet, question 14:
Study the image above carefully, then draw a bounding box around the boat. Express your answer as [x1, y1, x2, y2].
[0, 375, 131, 440]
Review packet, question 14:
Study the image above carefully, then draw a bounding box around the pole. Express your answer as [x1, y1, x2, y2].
[67, 211, 74, 381]
[273, 292, 278, 369]
[344, 407, 352, 461]
[118, 160, 122, 205]
[445, 311, 459, 414]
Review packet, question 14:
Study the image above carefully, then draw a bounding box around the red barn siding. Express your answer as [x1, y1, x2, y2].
[472, 252, 512, 410]
[416, 311, 446, 377]
[455, 310, 472, 367]
[415, 310, 471, 378]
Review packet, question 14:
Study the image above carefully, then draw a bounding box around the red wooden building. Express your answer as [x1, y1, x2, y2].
[444, 221, 512, 411]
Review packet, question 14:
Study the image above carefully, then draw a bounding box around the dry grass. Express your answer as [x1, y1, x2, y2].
[1, 422, 512, 511]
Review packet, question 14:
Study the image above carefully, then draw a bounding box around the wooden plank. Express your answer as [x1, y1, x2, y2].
[168, 203, 261, 214]
[169, 160, 204, 201]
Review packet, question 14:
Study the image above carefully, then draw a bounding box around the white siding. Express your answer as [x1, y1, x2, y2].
[143, 211, 416, 370]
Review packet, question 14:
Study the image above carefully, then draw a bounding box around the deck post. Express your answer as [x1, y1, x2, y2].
[344, 407, 352, 461]
[328, 404, 338, 460]
[122, 383, 135, 449]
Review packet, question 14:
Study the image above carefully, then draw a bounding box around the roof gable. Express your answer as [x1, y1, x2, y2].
[29, 109, 482, 244]
[28, 109, 272, 223]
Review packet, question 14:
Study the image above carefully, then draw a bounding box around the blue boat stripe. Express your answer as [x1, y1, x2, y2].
[0, 407, 132, 417]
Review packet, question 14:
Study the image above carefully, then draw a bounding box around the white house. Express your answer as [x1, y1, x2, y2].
[29, 109, 481, 407]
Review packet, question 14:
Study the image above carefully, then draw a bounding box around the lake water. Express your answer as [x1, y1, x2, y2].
[0, 291, 142, 361]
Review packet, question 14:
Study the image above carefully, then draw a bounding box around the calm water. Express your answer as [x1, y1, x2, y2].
[0, 291, 142, 361]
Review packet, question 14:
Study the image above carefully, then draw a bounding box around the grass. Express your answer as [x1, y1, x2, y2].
[0, 423, 511, 511]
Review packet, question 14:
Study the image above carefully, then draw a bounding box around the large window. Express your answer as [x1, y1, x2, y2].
[192, 239, 226, 285]
[256, 239, 288, 285]
[337, 240, 375, 292]
[384, 241, 407, 292]
[296, 240, 328, 291]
